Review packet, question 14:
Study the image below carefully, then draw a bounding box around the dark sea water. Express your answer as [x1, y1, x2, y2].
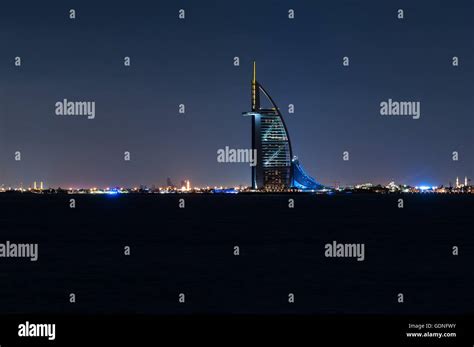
[0, 193, 472, 314]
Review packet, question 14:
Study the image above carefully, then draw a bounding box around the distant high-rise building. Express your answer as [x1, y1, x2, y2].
[33, 181, 37, 190]
[166, 177, 174, 187]
[243, 62, 324, 191]
[40, 181, 44, 190]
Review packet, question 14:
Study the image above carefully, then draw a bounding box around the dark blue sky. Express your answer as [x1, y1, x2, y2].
[0, 0, 472, 188]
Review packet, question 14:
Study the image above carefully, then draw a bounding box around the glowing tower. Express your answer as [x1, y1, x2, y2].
[243, 62, 324, 191]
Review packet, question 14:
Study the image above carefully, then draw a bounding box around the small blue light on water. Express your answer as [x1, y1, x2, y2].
[418, 185, 431, 191]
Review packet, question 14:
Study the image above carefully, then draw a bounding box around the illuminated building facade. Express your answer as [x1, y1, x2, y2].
[243, 62, 324, 191]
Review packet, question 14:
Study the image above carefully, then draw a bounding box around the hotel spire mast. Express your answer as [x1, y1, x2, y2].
[251, 61, 260, 111]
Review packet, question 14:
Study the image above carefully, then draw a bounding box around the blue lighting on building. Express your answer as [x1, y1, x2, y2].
[212, 188, 238, 194]
[291, 157, 324, 190]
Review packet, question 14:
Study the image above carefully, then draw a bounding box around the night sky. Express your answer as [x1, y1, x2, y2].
[0, 0, 472, 188]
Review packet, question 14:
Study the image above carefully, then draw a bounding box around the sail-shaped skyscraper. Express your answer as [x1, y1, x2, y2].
[243, 62, 324, 191]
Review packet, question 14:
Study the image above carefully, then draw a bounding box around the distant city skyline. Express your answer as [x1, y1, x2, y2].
[0, 0, 472, 188]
